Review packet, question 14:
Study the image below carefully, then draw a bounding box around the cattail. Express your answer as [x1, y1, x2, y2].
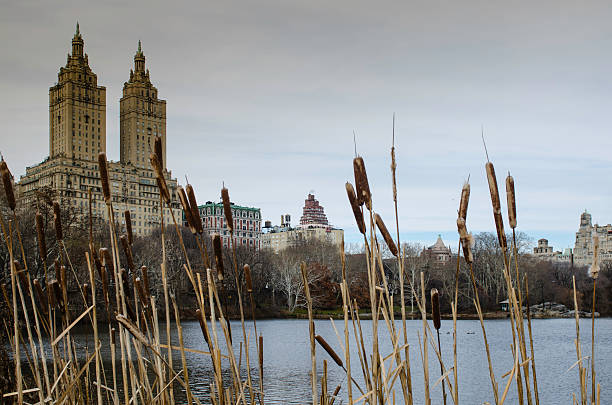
[35, 212, 47, 262]
[150, 153, 170, 204]
[141, 266, 150, 300]
[485, 162, 507, 251]
[375, 213, 398, 257]
[134, 277, 147, 308]
[506, 173, 517, 229]
[98, 153, 111, 204]
[221, 187, 233, 233]
[353, 156, 372, 210]
[33, 279, 48, 316]
[124, 210, 133, 245]
[59, 264, 67, 299]
[330, 385, 342, 405]
[196, 309, 211, 347]
[456, 218, 473, 264]
[315, 335, 344, 368]
[259, 335, 264, 376]
[244, 264, 253, 293]
[346, 182, 366, 234]
[53, 201, 63, 241]
[0, 160, 15, 211]
[178, 186, 196, 234]
[431, 288, 441, 330]
[459, 181, 470, 221]
[590, 234, 600, 279]
[51, 280, 63, 312]
[186, 184, 203, 234]
[100, 248, 113, 275]
[111, 327, 116, 345]
[120, 234, 135, 270]
[121, 269, 137, 321]
[154, 136, 163, 170]
[100, 265, 110, 310]
[212, 233, 224, 281]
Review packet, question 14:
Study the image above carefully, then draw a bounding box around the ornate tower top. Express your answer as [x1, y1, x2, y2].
[130, 40, 150, 84]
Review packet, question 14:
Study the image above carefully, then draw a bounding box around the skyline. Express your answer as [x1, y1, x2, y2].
[2, 1, 612, 251]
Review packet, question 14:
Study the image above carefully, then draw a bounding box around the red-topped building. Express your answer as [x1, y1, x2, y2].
[299, 193, 329, 227]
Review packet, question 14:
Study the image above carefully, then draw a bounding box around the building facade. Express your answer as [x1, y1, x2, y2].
[421, 235, 452, 264]
[532, 238, 572, 262]
[196, 201, 262, 249]
[261, 193, 343, 252]
[573, 211, 612, 265]
[17, 25, 181, 236]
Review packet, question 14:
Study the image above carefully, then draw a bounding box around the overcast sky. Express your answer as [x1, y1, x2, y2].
[1, 1, 611, 251]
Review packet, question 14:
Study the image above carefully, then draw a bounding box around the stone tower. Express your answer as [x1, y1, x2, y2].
[120, 41, 167, 170]
[49, 23, 107, 161]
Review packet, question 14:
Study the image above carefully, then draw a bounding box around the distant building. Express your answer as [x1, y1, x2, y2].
[573, 210, 612, 265]
[532, 239, 571, 263]
[195, 201, 262, 249]
[421, 235, 452, 264]
[16, 25, 181, 236]
[261, 193, 343, 252]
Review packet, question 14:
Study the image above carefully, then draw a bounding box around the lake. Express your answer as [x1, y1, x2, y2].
[46, 318, 612, 404]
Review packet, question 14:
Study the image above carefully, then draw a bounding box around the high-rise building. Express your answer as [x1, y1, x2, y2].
[49, 23, 106, 162]
[17, 25, 181, 236]
[573, 210, 612, 265]
[299, 193, 328, 227]
[120, 41, 166, 170]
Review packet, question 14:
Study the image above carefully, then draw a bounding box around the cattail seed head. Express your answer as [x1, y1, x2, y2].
[178, 186, 197, 234]
[244, 264, 253, 293]
[258, 335, 264, 371]
[485, 162, 507, 250]
[111, 327, 116, 345]
[53, 201, 63, 241]
[212, 233, 224, 281]
[375, 213, 398, 257]
[120, 235, 135, 271]
[60, 265, 67, 299]
[51, 280, 63, 311]
[456, 218, 473, 264]
[391, 146, 398, 203]
[590, 234, 600, 279]
[431, 288, 441, 330]
[315, 334, 344, 368]
[154, 136, 164, 169]
[459, 181, 470, 221]
[99, 248, 113, 275]
[221, 187, 233, 233]
[353, 156, 372, 210]
[98, 153, 111, 204]
[82, 283, 89, 306]
[124, 210, 133, 245]
[134, 277, 147, 308]
[33, 279, 48, 316]
[506, 174, 517, 229]
[186, 184, 203, 234]
[101, 266, 110, 310]
[0, 160, 16, 211]
[35, 211, 47, 262]
[150, 153, 170, 204]
[346, 182, 366, 234]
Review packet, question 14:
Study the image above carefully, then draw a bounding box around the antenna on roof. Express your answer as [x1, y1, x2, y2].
[481, 125, 490, 162]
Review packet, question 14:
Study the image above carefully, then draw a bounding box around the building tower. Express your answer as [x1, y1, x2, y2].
[299, 193, 329, 227]
[49, 23, 107, 161]
[120, 41, 167, 170]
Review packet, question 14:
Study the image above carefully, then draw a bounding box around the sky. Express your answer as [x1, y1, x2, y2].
[1, 0, 611, 251]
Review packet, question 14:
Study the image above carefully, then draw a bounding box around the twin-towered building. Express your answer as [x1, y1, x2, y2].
[17, 24, 181, 235]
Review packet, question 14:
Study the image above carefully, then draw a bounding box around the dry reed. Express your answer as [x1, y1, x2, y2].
[0, 160, 15, 211]
[53, 201, 63, 242]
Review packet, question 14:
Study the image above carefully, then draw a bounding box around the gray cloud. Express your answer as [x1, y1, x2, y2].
[2, 0, 611, 251]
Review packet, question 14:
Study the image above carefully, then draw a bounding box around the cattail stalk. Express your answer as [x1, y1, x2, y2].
[315, 334, 344, 368]
[178, 186, 197, 234]
[186, 185, 203, 234]
[53, 201, 63, 241]
[353, 156, 372, 210]
[431, 288, 446, 405]
[196, 308, 211, 347]
[244, 264, 252, 293]
[459, 181, 470, 221]
[375, 213, 398, 257]
[98, 153, 111, 204]
[33, 279, 48, 316]
[456, 218, 473, 264]
[346, 182, 366, 234]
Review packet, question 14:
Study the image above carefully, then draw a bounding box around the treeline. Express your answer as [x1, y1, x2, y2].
[1, 191, 610, 321]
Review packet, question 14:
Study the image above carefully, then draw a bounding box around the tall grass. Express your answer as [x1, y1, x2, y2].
[0, 134, 603, 404]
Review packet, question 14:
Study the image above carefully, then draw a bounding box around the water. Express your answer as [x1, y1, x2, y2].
[44, 318, 612, 404]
